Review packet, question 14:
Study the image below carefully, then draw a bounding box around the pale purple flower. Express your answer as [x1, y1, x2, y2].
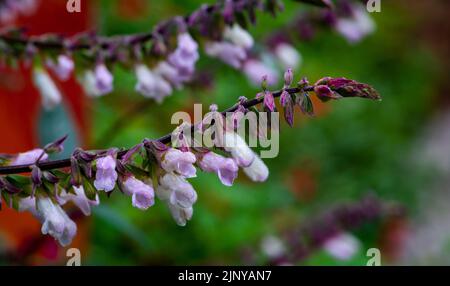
[94, 155, 118, 192]
[58, 186, 99, 216]
[46, 55, 74, 81]
[160, 148, 197, 178]
[158, 173, 197, 208]
[284, 68, 293, 87]
[243, 154, 269, 182]
[168, 33, 199, 77]
[135, 64, 172, 103]
[94, 64, 114, 95]
[155, 61, 186, 89]
[335, 4, 375, 44]
[122, 176, 155, 210]
[243, 60, 279, 86]
[322, 233, 361, 261]
[262, 90, 275, 112]
[32, 68, 62, 110]
[11, 148, 48, 166]
[18, 196, 38, 216]
[36, 196, 77, 247]
[204, 41, 247, 69]
[274, 43, 302, 70]
[223, 24, 254, 50]
[197, 152, 239, 186]
[223, 132, 255, 167]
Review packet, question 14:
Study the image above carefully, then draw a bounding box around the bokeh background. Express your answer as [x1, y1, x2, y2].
[0, 0, 449, 265]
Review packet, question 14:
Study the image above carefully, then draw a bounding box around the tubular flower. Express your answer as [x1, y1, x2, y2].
[204, 41, 247, 69]
[122, 176, 155, 210]
[223, 132, 255, 167]
[58, 186, 100, 216]
[36, 196, 77, 247]
[135, 64, 172, 103]
[160, 148, 197, 178]
[197, 151, 239, 186]
[32, 68, 62, 110]
[94, 155, 118, 192]
[11, 149, 48, 166]
[46, 55, 75, 81]
[223, 24, 254, 49]
[243, 154, 269, 182]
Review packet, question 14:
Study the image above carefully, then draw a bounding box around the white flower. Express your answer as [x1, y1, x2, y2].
[274, 43, 302, 70]
[223, 24, 254, 49]
[157, 173, 197, 208]
[323, 233, 361, 261]
[261, 235, 286, 259]
[18, 196, 38, 216]
[58, 186, 100, 216]
[223, 132, 255, 167]
[93, 155, 118, 192]
[32, 68, 62, 110]
[243, 154, 269, 182]
[135, 64, 172, 103]
[36, 196, 77, 247]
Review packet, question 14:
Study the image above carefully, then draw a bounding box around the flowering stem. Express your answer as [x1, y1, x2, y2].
[0, 86, 313, 175]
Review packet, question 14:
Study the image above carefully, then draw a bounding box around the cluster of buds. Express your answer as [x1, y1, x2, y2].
[0, 68, 380, 246]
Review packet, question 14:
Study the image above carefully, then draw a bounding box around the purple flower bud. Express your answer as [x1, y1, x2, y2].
[280, 90, 290, 107]
[160, 148, 197, 178]
[263, 91, 275, 112]
[46, 55, 74, 81]
[94, 64, 114, 95]
[135, 64, 172, 103]
[314, 84, 339, 100]
[315, 77, 380, 100]
[197, 152, 239, 186]
[122, 176, 155, 210]
[222, 0, 235, 24]
[94, 155, 118, 192]
[223, 132, 255, 167]
[204, 41, 247, 69]
[36, 196, 77, 247]
[168, 33, 199, 76]
[243, 155, 269, 182]
[58, 186, 100, 216]
[11, 149, 48, 166]
[283, 68, 293, 87]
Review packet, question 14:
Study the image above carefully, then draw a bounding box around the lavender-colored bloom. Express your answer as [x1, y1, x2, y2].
[243, 154, 269, 182]
[18, 196, 38, 216]
[36, 196, 77, 247]
[94, 155, 118, 192]
[160, 148, 197, 178]
[46, 55, 74, 81]
[223, 132, 255, 167]
[335, 4, 375, 44]
[322, 233, 361, 261]
[280, 90, 290, 107]
[197, 152, 239, 186]
[94, 64, 114, 95]
[135, 64, 172, 103]
[168, 33, 199, 76]
[122, 176, 155, 210]
[58, 186, 99, 216]
[32, 68, 62, 110]
[243, 60, 278, 86]
[261, 235, 286, 259]
[158, 173, 197, 208]
[223, 24, 254, 50]
[204, 41, 247, 69]
[155, 61, 185, 89]
[12, 148, 48, 166]
[274, 43, 302, 70]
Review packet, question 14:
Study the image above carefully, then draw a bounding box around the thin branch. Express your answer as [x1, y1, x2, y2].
[0, 86, 311, 175]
